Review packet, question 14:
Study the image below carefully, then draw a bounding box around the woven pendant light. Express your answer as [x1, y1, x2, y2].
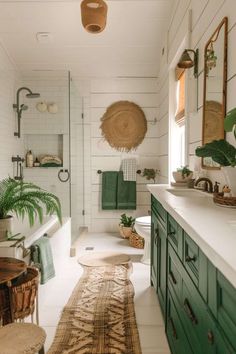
[81, 0, 108, 34]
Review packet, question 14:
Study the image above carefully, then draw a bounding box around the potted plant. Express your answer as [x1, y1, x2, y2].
[0, 178, 62, 241]
[142, 168, 158, 183]
[119, 213, 135, 239]
[172, 165, 193, 182]
[195, 107, 236, 195]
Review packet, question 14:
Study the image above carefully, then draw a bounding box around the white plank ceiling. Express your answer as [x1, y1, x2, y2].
[0, 0, 174, 77]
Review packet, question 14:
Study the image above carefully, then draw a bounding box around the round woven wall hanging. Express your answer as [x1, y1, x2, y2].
[100, 101, 147, 152]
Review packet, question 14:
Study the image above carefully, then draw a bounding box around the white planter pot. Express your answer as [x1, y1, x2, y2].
[222, 166, 236, 197]
[0, 216, 13, 241]
[172, 171, 193, 183]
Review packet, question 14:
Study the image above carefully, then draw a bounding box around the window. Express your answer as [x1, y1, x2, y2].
[175, 68, 185, 124]
[171, 66, 186, 171]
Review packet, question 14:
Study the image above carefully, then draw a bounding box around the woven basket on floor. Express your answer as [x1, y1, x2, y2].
[11, 267, 39, 321]
[129, 232, 145, 249]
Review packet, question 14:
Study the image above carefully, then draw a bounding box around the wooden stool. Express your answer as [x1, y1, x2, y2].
[0, 323, 46, 354]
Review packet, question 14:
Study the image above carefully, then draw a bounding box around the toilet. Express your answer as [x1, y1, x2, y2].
[134, 216, 151, 264]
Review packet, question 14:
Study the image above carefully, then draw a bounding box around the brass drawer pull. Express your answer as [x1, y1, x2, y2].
[185, 255, 196, 262]
[183, 298, 198, 324]
[169, 271, 177, 285]
[207, 331, 214, 345]
[169, 317, 178, 339]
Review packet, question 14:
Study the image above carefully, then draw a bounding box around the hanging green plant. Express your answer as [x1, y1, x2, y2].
[142, 168, 157, 182]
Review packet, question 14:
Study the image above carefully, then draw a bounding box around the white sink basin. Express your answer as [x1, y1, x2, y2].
[228, 221, 236, 230]
[167, 189, 212, 198]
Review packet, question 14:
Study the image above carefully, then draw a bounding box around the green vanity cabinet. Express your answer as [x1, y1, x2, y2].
[156, 218, 167, 316]
[151, 195, 167, 317]
[151, 195, 236, 354]
[151, 209, 159, 291]
[208, 261, 236, 351]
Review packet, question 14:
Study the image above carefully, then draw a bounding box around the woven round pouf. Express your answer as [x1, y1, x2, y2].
[0, 323, 46, 354]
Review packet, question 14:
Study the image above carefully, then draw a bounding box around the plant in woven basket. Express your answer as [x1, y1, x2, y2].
[119, 213, 135, 239]
[0, 177, 62, 241]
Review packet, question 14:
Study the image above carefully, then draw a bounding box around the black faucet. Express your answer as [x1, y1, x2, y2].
[194, 177, 213, 193]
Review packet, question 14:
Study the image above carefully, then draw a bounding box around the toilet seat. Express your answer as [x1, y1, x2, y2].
[135, 216, 151, 225]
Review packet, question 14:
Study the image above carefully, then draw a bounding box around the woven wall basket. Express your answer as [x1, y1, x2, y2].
[100, 101, 147, 152]
[81, 0, 108, 34]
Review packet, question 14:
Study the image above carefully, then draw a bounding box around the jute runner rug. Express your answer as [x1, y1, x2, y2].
[47, 264, 142, 354]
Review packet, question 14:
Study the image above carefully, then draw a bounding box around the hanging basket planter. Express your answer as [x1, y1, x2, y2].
[81, 0, 108, 34]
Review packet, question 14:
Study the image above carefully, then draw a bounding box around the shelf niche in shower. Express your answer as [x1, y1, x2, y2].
[23, 134, 63, 167]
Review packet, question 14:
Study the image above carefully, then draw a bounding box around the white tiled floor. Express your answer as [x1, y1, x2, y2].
[37, 232, 171, 354]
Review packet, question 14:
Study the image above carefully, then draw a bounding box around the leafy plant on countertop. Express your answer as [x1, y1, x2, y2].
[195, 107, 236, 166]
[176, 165, 193, 178]
[119, 213, 135, 227]
[0, 177, 62, 225]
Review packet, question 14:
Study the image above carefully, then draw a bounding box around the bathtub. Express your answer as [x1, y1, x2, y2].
[0, 215, 71, 269]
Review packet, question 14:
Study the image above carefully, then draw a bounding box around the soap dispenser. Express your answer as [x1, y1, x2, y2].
[26, 150, 33, 168]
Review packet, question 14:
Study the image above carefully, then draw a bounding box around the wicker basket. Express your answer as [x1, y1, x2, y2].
[119, 225, 133, 239]
[213, 193, 236, 207]
[0, 286, 11, 325]
[129, 232, 145, 249]
[11, 267, 39, 321]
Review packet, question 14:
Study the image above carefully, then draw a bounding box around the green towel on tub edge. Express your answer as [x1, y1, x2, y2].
[102, 171, 118, 210]
[31, 236, 55, 284]
[117, 171, 136, 210]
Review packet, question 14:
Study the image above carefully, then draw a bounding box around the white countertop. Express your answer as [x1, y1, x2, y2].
[147, 184, 236, 287]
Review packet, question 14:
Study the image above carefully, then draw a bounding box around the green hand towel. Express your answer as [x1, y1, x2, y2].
[102, 171, 118, 210]
[117, 171, 136, 210]
[31, 236, 55, 284]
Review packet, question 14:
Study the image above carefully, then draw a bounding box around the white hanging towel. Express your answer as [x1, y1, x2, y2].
[121, 158, 137, 181]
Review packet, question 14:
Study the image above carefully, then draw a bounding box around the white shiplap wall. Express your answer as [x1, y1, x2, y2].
[0, 44, 24, 180]
[74, 78, 159, 233]
[158, 0, 236, 184]
[22, 75, 71, 218]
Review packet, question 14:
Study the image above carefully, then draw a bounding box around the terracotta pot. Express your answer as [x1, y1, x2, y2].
[172, 171, 193, 183]
[119, 225, 133, 239]
[0, 216, 13, 241]
[222, 166, 236, 197]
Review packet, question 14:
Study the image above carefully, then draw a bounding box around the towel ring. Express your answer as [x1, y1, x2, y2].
[58, 169, 70, 182]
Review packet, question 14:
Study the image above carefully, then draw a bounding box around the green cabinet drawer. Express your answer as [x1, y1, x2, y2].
[151, 210, 158, 291]
[183, 232, 207, 300]
[156, 218, 167, 317]
[168, 214, 183, 259]
[168, 244, 182, 303]
[151, 195, 167, 228]
[208, 262, 236, 351]
[166, 291, 193, 354]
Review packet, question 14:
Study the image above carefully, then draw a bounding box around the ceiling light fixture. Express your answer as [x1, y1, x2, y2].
[81, 0, 108, 34]
[177, 49, 199, 78]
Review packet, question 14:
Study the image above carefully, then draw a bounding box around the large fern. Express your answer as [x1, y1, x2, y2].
[0, 178, 62, 226]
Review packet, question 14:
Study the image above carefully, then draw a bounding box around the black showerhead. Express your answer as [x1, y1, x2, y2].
[26, 92, 40, 98]
[14, 86, 41, 138]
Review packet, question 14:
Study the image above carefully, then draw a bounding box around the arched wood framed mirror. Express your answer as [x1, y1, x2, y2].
[202, 17, 228, 169]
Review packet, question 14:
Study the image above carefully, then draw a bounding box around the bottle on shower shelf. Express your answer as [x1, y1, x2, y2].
[26, 150, 33, 168]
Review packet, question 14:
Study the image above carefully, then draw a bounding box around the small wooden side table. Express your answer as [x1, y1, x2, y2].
[0, 257, 27, 325]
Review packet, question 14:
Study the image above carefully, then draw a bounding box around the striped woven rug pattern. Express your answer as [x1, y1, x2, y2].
[48, 264, 142, 354]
